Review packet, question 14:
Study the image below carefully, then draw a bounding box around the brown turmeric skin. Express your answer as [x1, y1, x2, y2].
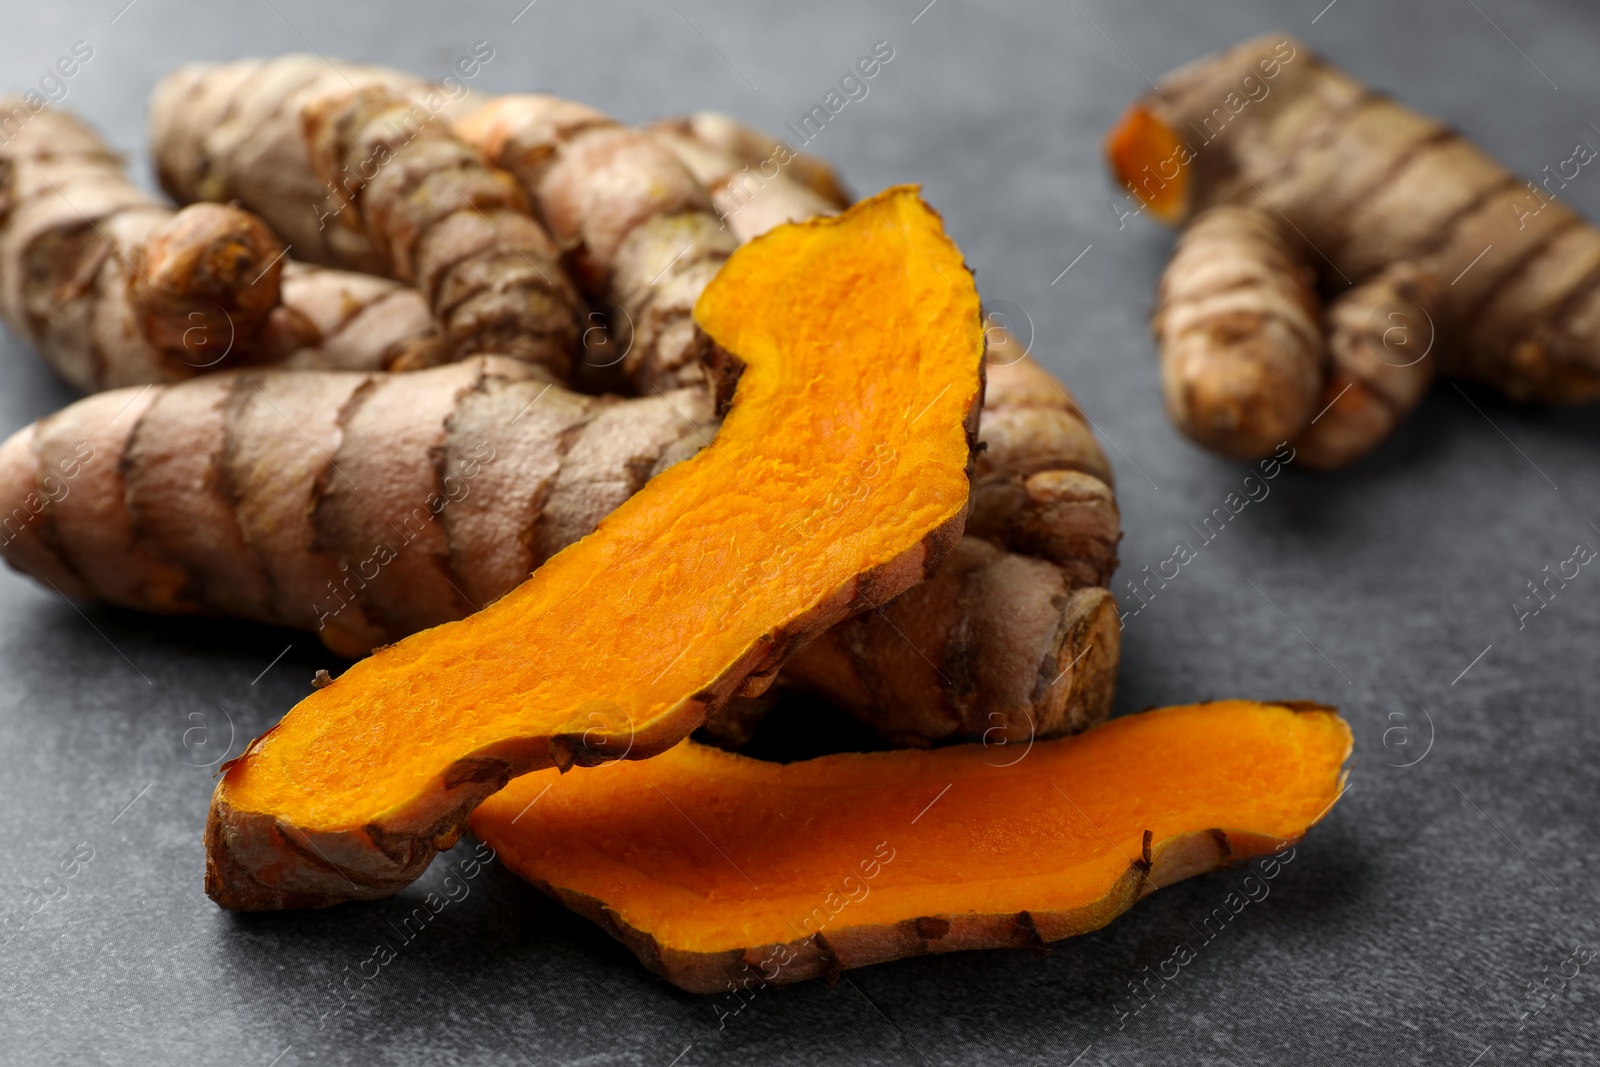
[1152, 205, 1325, 460]
[149, 55, 453, 273]
[1150, 204, 1439, 469]
[0, 100, 284, 391]
[0, 101, 443, 390]
[0, 356, 709, 654]
[264, 261, 442, 374]
[300, 87, 581, 372]
[657, 111, 854, 209]
[1294, 265, 1438, 469]
[456, 95, 737, 390]
[1109, 34, 1600, 465]
[150, 61, 581, 374]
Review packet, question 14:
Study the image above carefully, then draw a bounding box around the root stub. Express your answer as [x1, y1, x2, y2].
[203, 187, 987, 909]
[471, 700, 1351, 992]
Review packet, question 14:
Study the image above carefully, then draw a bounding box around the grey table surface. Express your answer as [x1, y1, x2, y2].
[2, 1, 1599, 1064]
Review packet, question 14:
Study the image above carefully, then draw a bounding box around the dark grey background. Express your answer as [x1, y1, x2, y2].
[2, 1, 1598, 1064]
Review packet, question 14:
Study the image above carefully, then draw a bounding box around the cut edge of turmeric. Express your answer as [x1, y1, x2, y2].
[1103, 105, 1191, 224]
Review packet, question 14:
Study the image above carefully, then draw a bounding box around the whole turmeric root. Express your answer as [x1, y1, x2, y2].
[21, 74, 1119, 745]
[1108, 34, 1600, 467]
[150, 60, 582, 374]
[0, 101, 443, 389]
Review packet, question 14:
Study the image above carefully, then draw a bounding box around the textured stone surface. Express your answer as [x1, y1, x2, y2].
[2, 1, 1598, 1063]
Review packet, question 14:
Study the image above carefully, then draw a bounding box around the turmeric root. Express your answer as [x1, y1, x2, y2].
[645, 112, 1124, 742]
[0, 355, 710, 653]
[0, 99, 284, 390]
[662, 112, 1128, 736]
[149, 55, 451, 273]
[150, 62, 581, 373]
[470, 700, 1351, 992]
[780, 539, 1119, 747]
[6, 85, 1119, 746]
[456, 96, 737, 390]
[194, 188, 983, 909]
[1152, 205, 1324, 460]
[1293, 265, 1438, 469]
[1152, 206, 1440, 466]
[1107, 34, 1600, 466]
[966, 344, 1119, 578]
[0, 101, 442, 389]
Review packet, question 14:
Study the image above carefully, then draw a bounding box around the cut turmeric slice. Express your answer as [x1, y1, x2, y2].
[471, 700, 1350, 992]
[205, 186, 985, 910]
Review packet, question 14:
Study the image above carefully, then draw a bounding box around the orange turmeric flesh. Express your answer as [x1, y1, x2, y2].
[471, 700, 1351, 992]
[1104, 105, 1190, 223]
[205, 186, 985, 910]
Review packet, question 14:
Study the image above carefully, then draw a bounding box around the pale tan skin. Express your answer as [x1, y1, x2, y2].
[0, 101, 283, 391]
[1154, 207, 1439, 469]
[1293, 265, 1438, 469]
[646, 117, 843, 242]
[150, 60, 582, 375]
[0, 356, 711, 656]
[1153, 205, 1325, 460]
[149, 55, 462, 273]
[456, 96, 737, 391]
[0, 101, 444, 390]
[267, 261, 441, 373]
[1123, 33, 1600, 465]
